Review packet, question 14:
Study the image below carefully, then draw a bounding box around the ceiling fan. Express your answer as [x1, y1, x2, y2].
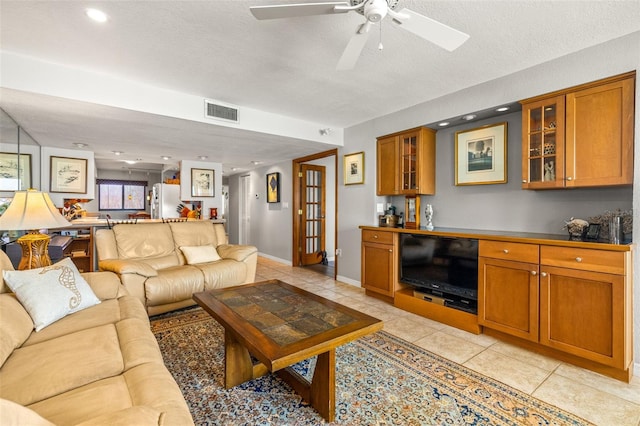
[250, 0, 470, 70]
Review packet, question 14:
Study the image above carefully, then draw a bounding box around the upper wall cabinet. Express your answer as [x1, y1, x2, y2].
[376, 127, 436, 196]
[520, 72, 635, 189]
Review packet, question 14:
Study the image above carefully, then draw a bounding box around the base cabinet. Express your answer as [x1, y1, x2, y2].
[361, 230, 397, 298]
[539, 246, 631, 370]
[479, 240, 632, 378]
[478, 256, 539, 342]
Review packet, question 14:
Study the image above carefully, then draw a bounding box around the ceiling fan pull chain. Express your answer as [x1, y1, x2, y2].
[378, 22, 383, 50]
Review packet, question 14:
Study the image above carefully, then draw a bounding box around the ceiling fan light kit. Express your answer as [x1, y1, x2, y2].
[250, 0, 470, 70]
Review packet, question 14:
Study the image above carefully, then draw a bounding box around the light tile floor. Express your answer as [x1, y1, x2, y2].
[255, 256, 640, 426]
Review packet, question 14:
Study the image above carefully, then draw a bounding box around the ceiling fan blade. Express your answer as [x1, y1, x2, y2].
[250, 2, 350, 20]
[336, 23, 371, 70]
[391, 8, 469, 51]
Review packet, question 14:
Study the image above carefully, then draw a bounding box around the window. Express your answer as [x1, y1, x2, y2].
[97, 179, 147, 211]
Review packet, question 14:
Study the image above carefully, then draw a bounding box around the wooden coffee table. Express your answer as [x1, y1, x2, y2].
[193, 279, 383, 421]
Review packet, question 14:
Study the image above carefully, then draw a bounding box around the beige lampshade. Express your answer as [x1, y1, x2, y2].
[0, 189, 71, 231]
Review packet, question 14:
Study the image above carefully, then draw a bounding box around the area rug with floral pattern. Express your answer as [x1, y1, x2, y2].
[151, 307, 593, 425]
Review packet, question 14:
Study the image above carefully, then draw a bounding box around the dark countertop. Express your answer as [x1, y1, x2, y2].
[359, 225, 633, 251]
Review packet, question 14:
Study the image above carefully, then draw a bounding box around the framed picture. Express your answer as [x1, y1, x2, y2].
[50, 156, 87, 193]
[455, 122, 507, 185]
[266, 172, 280, 203]
[191, 168, 215, 197]
[344, 151, 364, 185]
[0, 152, 31, 191]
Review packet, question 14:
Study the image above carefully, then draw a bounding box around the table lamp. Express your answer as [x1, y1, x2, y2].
[0, 189, 71, 270]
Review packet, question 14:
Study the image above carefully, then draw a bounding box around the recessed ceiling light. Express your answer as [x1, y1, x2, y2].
[461, 114, 476, 121]
[231, 167, 239, 171]
[251, 161, 263, 165]
[496, 106, 510, 112]
[73, 142, 88, 148]
[85, 8, 108, 23]
[438, 122, 450, 127]
[112, 151, 123, 156]
[161, 156, 171, 160]
[124, 160, 137, 165]
[198, 155, 208, 160]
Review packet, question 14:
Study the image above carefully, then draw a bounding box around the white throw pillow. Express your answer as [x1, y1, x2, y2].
[3, 257, 101, 332]
[180, 245, 221, 264]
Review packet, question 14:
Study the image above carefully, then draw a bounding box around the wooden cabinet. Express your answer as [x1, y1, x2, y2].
[478, 241, 539, 342]
[478, 238, 632, 379]
[361, 229, 397, 298]
[539, 246, 631, 370]
[52, 227, 94, 272]
[376, 127, 436, 196]
[521, 72, 634, 189]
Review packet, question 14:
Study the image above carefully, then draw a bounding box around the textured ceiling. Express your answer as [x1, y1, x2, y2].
[1, 0, 639, 173]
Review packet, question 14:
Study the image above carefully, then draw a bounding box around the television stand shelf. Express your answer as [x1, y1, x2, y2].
[394, 288, 481, 334]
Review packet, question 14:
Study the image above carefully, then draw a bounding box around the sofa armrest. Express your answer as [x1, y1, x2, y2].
[216, 244, 258, 263]
[81, 271, 128, 300]
[99, 259, 159, 278]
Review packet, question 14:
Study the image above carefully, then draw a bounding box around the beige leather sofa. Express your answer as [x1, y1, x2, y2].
[96, 221, 258, 315]
[0, 251, 194, 426]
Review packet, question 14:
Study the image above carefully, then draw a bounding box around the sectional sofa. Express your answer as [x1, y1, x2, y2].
[0, 250, 194, 425]
[96, 220, 258, 315]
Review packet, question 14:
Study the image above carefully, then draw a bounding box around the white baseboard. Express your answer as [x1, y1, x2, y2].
[257, 253, 292, 266]
[336, 275, 361, 288]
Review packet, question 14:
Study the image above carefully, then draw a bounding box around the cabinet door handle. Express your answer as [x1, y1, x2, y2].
[575, 257, 582, 262]
[373, 235, 378, 239]
[541, 272, 548, 277]
[531, 271, 537, 276]
[388, 249, 393, 253]
[566, 176, 573, 181]
[503, 249, 509, 254]
[522, 179, 527, 183]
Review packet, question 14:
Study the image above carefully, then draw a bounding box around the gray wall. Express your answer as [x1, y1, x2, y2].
[227, 156, 336, 263]
[230, 31, 640, 369]
[388, 112, 632, 234]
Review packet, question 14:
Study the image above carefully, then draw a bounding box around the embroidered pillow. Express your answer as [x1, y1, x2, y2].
[180, 245, 221, 264]
[2, 257, 101, 331]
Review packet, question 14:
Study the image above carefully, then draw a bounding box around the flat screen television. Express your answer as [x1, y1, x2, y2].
[399, 234, 479, 300]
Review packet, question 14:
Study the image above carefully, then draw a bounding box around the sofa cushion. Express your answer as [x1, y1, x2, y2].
[0, 295, 34, 367]
[74, 406, 164, 426]
[144, 265, 205, 307]
[169, 220, 220, 248]
[2, 258, 101, 331]
[21, 296, 148, 348]
[0, 250, 15, 294]
[27, 376, 135, 426]
[0, 398, 55, 426]
[0, 324, 124, 406]
[113, 223, 176, 261]
[198, 259, 248, 289]
[180, 245, 221, 264]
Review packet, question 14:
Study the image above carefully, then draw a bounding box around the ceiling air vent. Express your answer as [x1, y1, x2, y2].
[204, 99, 239, 123]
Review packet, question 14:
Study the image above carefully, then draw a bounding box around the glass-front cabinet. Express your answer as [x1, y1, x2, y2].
[521, 95, 565, 189]
[376, 127, 435, 196]
[399, 131, 418, 193]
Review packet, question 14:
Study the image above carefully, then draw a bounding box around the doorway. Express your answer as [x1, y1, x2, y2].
[292, 149, 338, 279]
[239, 175, 250, 245]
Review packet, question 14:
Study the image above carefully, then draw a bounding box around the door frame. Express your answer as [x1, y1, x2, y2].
[292, 149, 338, 277]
